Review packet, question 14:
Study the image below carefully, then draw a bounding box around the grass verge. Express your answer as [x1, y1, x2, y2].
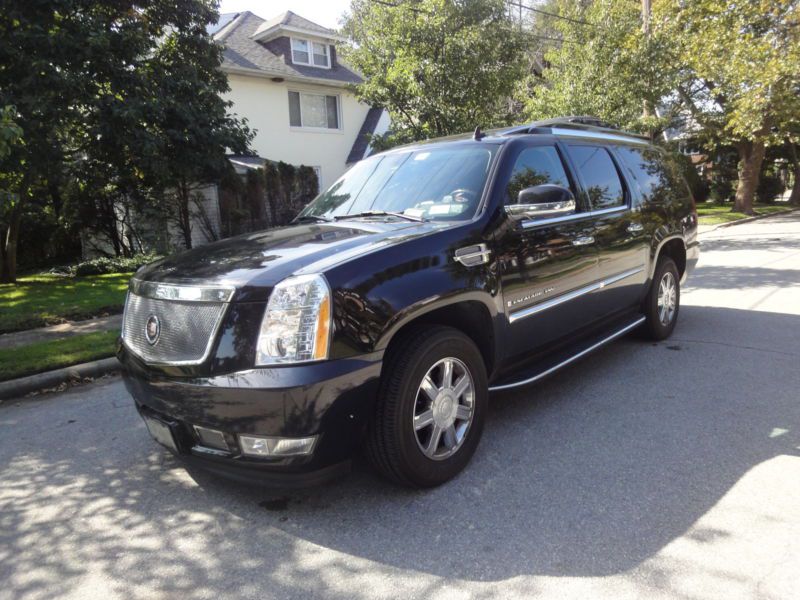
[0, 273, 131, 333]
[696, 203, 791, 226]
[0, 330, 119, 382]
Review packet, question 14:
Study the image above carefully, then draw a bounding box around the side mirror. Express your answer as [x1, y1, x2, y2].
[506, 184, 576, 220]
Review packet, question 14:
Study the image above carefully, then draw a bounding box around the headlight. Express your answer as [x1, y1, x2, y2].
[255, 274, 332, 365]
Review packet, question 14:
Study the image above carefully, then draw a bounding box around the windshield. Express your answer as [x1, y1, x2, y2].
[299, 143, 498, 222]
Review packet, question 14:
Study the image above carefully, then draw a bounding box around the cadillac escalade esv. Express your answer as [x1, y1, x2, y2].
[120, 117, 699, 488]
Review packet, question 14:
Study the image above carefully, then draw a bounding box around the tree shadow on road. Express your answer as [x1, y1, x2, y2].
[2, 306, 799, 598]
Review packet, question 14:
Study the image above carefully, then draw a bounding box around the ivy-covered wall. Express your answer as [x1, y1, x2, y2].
[218, 161, 319, 237]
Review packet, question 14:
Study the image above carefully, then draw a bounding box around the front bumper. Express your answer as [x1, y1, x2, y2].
[120, 345, 382, 486]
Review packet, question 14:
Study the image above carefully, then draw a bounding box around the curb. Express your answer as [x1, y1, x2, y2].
[699, 207, 799, 234]
[0, 357, 120, 401]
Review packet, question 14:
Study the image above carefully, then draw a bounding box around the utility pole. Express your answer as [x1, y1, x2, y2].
[641, 0, 654, 137]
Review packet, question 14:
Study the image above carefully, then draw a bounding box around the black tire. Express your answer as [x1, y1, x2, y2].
[642, 256, 680, 340]
[366, 325, 488, 488]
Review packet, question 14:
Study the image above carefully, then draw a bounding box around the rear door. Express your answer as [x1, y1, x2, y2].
[563, 143, 649, 319]
[495, 140, 600, 361]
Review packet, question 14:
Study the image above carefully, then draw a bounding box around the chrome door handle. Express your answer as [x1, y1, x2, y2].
[627, 223, 644, 233]
[572, 236, 595, 246]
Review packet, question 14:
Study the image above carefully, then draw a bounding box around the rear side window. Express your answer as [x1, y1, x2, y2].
[506, 146, 571, 205]
[615, 146, 684, 204]
[567, 145, 625, 210]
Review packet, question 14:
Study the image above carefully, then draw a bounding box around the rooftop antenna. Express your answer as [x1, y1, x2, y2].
[473, 126, 485, 141]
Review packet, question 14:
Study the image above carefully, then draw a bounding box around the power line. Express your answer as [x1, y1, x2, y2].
[525, 32, 567, 44]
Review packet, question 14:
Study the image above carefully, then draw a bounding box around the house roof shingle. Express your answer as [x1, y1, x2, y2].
[207, 12, 239, 36]
[253, 10, 339, 39]
[216, 11, 361, 85]
[346, 107, 385, 164]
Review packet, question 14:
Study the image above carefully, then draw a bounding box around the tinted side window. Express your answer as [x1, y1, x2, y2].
[568, 146, 625, 210]
[615, 146, 681, 204]
[506, 146, 571, 205]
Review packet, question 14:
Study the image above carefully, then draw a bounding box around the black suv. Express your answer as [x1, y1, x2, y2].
[120, 118, 699, 488]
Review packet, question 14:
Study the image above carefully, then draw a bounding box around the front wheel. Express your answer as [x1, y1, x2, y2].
[642, 257, 680, 340]
[366, 326, 488, 488]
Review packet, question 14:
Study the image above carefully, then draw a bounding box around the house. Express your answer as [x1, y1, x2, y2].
[82, 10, 388, 259]
[211, 10, 390, 190]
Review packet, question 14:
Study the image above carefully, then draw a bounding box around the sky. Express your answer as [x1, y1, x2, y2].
[218, 0, 351, 30]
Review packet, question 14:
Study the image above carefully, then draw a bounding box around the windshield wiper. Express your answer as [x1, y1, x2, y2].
[334, 210, 426, 222]
[292, 214, 333, 224]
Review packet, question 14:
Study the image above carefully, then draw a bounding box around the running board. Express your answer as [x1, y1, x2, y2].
[489, 316, 646, 392]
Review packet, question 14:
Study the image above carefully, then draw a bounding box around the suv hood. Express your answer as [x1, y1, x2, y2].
[134, 220, 446, 301]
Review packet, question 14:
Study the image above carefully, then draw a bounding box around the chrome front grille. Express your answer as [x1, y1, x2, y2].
[122, 280, 233, 365]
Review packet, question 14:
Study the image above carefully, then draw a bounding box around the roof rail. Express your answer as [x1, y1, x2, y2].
[534, 116, 618, 129]
[500, 115, 650, 143]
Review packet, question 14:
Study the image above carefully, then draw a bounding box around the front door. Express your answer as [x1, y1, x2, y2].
[494, 141, 600, 362]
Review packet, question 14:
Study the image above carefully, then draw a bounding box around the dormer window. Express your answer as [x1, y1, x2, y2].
[291, 37, 330, 68]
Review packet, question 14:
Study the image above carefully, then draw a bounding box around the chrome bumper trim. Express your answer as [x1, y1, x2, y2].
[129, 278, 235, 303]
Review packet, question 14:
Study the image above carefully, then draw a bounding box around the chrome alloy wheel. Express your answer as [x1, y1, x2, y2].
[413, 357, 475, 460]
[657, 271, 677, 325]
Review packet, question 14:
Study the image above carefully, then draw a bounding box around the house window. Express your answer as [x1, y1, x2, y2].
[288, 91, 340, 129]
[291, 38, 330, 68]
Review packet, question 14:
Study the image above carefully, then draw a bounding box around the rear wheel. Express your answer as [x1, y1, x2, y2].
[642, 256, 680, 340]
[366, 326, 488, 488]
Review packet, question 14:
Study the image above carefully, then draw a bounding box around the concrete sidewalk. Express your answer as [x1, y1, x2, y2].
[0, 314, 122, 349]
[697, 205, 799, 235]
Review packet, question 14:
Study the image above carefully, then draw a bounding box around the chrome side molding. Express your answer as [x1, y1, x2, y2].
[508, 267, 644, 323]
[489, 316, 646, 392]
[521, 204, 628, 229]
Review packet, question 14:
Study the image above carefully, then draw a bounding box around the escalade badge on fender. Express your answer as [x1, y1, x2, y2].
[145, 314, 161, 346]
[508, 287, 555, 307]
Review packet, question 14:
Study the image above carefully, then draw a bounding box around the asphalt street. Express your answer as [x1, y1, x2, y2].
[2, 212, 799, 600]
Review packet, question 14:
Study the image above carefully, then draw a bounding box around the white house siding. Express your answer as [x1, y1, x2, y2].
[225, 73, 370, 190]
[81, 185, 222, 259]
[168, 184, 223, 250]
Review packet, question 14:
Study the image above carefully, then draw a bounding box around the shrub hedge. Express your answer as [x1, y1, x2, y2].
[65, 253, 162, 276]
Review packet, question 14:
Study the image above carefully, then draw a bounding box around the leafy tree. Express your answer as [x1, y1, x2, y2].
[0, 0, 80, 282]
[523, 0, 679, 137]
[0, 0, 251, 281]
[775, 107, 800, 207]
[654, 0, 800, 214]
[137, 10, 252, 249]
[787, 141, 800, 207]
[342, 0, 527, 145]
[0, 106, 22, 159]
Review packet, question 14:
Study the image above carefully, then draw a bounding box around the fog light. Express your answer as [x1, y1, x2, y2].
[239, 435, 317, 457]
[193, 426, 229, 451]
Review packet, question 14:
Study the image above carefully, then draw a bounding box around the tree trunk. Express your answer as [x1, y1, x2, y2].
[0, 199, 23, 283]
[733, 139, 765, 215]
[788, 143, 800, 207]
[177, 182, 193, 250]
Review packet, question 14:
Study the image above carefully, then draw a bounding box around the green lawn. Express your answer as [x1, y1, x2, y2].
[696, 203, 791, 226]
[0, 330, 119, 381]
[0, 272, 131, 333]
